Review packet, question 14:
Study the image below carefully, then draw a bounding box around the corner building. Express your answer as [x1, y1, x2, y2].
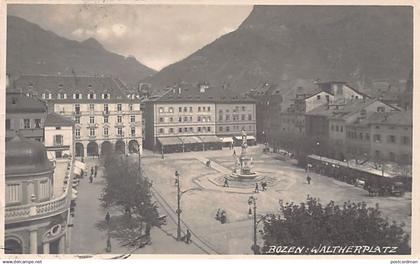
[14, 75, 142, 157]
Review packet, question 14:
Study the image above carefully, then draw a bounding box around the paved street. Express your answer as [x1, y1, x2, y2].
[140, 145, 412, 254]
[69, 158, 205, 255]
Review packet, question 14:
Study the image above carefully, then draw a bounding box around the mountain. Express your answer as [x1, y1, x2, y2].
[7, 16, 156, 88]
[145, 6, 412, 94]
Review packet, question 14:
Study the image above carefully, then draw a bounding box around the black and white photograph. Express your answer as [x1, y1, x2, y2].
[2, 0, 416, 259]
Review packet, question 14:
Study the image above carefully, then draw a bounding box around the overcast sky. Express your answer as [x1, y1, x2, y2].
[8, 4, 253, 70]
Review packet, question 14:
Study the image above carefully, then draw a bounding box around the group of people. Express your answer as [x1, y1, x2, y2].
[89, 165, 99, 183]
[215, 208, 227, 224]
[254, 181, 268, 193]
[181, 229, 192, 244]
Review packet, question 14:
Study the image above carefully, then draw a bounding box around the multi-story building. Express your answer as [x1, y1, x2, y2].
[44, 112, 75, 159]
[144, 83, 256, 153]
[5, 134, 74, 254]
[6, 92, 48, 141]
[306, 98, 398, 159]
[14, 75, 142, 157]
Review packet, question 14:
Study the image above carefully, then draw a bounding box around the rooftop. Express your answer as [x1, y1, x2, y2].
[149, 82, 255, 104]
[13, 74, 136, 103]
[365, 111, 412, 126]
[45, 112, 75, 127]
[6, 92, 47, 113]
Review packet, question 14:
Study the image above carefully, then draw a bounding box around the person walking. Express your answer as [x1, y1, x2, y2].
[223, 178, 229, 187]
[306, 175, 312, 185]
[94, 169, 97, 178]
[89, 175, 93, 183]
[185, 229, 192, 244]
[255, 183, 259, 193]
[105, 212, 111, 225]
[91, 167, 94, 176]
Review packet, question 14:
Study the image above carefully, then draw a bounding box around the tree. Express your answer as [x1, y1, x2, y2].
[261, 197, 410, 254]
[99, 152, 161, 247]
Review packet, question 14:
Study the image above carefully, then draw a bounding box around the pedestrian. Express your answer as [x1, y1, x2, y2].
[91, 167, 94, 176]
[306, 175, 312, 185]
[223, 178, 229, 187]
[255, 183, 259, 193]
[94, 169, 97, 178]
[185, 229, 192, 244]
[233, 150, 236, 156]
[105, 212, 110, 225]
[215, 208, 221, 220]
[89, 175, 93, 183]
[261, 181, 267, 191]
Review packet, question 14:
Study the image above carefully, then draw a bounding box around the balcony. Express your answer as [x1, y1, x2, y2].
[116, 134, 125, 138]
[88, 135, 96, 140]
[103, 110, 110, 116]
[5, 159, 74, 224]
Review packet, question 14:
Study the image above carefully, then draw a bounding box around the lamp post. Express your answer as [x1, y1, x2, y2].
[175, 170, 181, 240]
[174, 170, 200, 241]
[248, 196, 258, 254]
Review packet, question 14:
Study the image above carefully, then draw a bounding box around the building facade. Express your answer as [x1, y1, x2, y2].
[6, 92, 48, 141]
[44, 112, 75, 159]
[14, 75, 142, 157]
[5, 135, 74, 254]
[144, 83, 256, 153]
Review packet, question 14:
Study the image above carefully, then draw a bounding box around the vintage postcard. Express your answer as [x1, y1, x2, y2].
[0, 0, 418, 262]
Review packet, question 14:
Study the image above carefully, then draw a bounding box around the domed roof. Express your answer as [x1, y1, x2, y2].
[6, 135, 53, 176]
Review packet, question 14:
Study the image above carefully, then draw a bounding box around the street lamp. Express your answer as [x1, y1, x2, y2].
[175, 170, 200, 241]
[175, 170, 181, 240]
[248, 196, 258, 254]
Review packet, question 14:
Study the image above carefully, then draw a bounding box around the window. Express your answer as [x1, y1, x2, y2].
[129, 104, 133, 111]
[219, 127, 223, 132]
[54, 135, 63, 146]
[373, 134, 381, 142]
[104, 104, 109, 113]
[117, 127, 123, 135]
[179, 107, 182, 112]
[340, 126, 343, 132]
[189, 127, 193, 132]
[365, 133, 370, 141]
[159, 128, 164, 134]
[189, 116, 193, 122]
[103, 93, 109, 99]
[219, 115, 223, 121]
[6, 119, 10, 130]
[131, 115, 135, 123]
[104, 116, 108, 123]
[178, 128, 182, 133]
[90, 116, 95, 124]
[39, 180, 49, 200]
[34, 119, 41, 128]
[90, 128, 95, 136]
[190, 107, 193, 112]
[377, 107, 385, 112]
[198, 107, 201, 112]
[226, 115, 230, 121]
[402, 136, 410, 145]
[241, 115, 245, 121]
[169, 107, 173, 113]
[117, 104, 122, 111]
[248, 114, 252, 121]
[178, 117, 182, 122]
[317, 95, 321, 100]
[117, 116, 122, 123]
[159, 107, 164, 113]
[198, 116, 201, 122]
[388, 135, 396, 143]
[183, 116, 188, 122]
[207, 127, 211, 132]
[226, 126, 230, 132]
[24, 119, 30, 129]
[184, 127, 188, 132]
[75, 104, 80, 114]
[89, 104, 95, 111]
[183, 107, 187, 112]
[75, 128, 80, 137]
[198, 127, 201, 132]
[6, 183, 21, 203]
[169, 128, 174, 133]
[88, 92, 95, 99]
[207, 106, 211, 111]
[242, 106, 246, 111]
[131, 128, 136, 136]
[104, 127, 109, 136]
[169, 117, 173, 122]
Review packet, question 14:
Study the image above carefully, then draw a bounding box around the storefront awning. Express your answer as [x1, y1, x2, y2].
[221, 137, 233, 143]
[74, 160, 86, 171]
[73, 166, 82, 176]
[158, 137, 183, 146]
[247, 136, 256, 140]
[179, 136, 202, 144]
[199, 135, 222, 143]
